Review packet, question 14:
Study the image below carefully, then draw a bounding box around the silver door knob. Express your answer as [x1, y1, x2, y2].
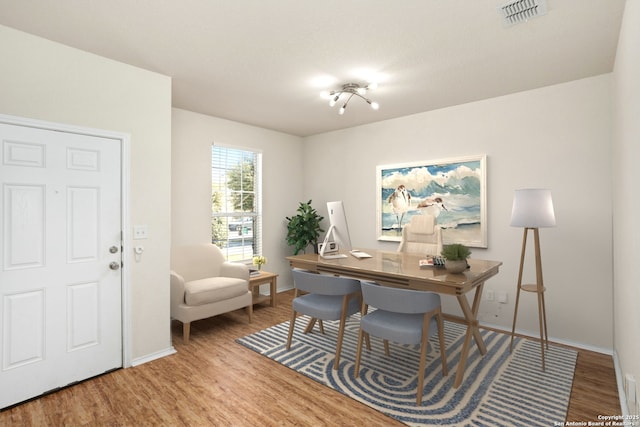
[109, 246, 119, 254]
[109, 262, 120, 270]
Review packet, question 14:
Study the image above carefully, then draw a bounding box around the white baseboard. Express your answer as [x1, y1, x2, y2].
[613, 350, 630, 417]
[129, 346, 177, 367]
[478, 320, 614, 355]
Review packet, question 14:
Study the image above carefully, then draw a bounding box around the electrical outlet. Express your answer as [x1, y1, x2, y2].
[626, 374, 637, 406]
[497, 291, 508, 304]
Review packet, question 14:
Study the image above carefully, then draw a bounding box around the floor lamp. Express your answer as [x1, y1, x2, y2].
[509, 188, 556, 371]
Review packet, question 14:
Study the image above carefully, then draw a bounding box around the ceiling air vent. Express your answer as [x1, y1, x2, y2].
[500, 0, 548, 26]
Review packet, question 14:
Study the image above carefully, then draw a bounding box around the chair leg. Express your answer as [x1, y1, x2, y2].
[383, 340, 390, 357]
[303, 318, 317, 334]
[183, 322, 190, 344]
[436, 312, 448, 376]
[354, 328, 366, 378]
[416, 315, 430, 406]
[286, 310, 297, 350]
[361, 302, 371, 351]
[333, 295, 351, 370]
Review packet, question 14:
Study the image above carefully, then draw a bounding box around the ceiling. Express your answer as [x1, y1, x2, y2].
[0, 0, 626, 137]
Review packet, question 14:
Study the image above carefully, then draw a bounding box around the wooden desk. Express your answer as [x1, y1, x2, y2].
[287, 250, 502, 388]
[249, 271, 278, 307]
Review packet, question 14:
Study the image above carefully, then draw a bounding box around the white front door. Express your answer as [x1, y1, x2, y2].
[0, 122, 122, 409]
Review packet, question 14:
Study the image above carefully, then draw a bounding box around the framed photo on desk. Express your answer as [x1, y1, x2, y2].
[376, 154, 487, 248]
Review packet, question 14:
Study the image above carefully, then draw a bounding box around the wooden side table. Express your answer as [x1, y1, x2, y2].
[249, 271, 278, 307]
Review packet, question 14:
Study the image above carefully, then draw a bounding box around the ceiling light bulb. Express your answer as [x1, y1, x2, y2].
[320, 90, 330, 99]
[368, 82, 378, 90]
[323, 82, 380, 114]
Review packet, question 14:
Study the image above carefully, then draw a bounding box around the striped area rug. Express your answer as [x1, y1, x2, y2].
[237, 315, 577, 426]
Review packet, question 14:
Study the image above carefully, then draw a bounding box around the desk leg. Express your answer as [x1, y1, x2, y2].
[454, 283, 487, 388]
[470, 282, 487, 354]
[270, 276, 277, 307]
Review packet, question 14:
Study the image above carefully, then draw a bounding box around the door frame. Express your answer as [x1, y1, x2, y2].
[0, 113, 132, 368]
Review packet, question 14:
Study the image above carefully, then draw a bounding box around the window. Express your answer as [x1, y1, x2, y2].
[211, 145, 262, 262]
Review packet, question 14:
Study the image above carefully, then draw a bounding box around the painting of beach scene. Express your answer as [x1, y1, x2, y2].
[376, 155, 487, 247]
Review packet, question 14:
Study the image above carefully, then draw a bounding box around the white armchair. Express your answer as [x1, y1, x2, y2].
[170, 243, 252, 343]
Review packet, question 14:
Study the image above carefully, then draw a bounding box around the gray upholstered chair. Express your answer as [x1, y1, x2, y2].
[170, 243, 252, 343]
[286, 270, 363, 370]
[397, 214, 443, 256]
[354, 281, 448, 405]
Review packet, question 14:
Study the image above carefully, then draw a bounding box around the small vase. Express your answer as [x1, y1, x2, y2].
[445, 259, 467, 274]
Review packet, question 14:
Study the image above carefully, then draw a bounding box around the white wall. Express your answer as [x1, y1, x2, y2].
[1, 6, 629, 370]
[612, 0, 640, 414]
[0, 25, 173, 362]
[303, 75, 614, 351]
[171, 108, 304, 286]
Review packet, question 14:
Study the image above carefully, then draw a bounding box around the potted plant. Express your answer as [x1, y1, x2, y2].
[252, 255, 267, 271]
[441, 243, 471, 273]
[286, 200, 325, 255]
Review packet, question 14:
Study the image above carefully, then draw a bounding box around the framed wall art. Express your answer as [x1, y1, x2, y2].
[376, 155, 487, 248]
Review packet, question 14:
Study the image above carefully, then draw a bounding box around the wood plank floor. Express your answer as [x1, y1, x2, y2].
[1, 290, 620, 426]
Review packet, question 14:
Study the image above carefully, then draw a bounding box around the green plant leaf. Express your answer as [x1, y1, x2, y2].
[285, 200, 325, 254]
[441, 243, 471, 260]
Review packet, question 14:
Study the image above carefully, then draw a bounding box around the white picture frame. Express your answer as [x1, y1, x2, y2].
[376, 155, 487, 248]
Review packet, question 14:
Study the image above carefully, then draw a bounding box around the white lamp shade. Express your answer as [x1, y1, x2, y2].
[510, 188, 556, 228]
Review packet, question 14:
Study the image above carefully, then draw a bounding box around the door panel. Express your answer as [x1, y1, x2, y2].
[2, 290, 44, 369]
[67, 281, 98, 350]
[68, 186, 99, 262]
[0, 122, 122, 409]
[3, 184, 45, 269]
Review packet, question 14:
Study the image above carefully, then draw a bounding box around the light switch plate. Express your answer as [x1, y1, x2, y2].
[133, 225, 148, 240]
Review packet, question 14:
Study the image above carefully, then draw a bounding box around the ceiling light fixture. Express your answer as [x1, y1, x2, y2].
[321, 83, 379, 115]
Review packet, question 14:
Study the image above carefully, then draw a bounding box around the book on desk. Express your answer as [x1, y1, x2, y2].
[419, 256, 446, 268]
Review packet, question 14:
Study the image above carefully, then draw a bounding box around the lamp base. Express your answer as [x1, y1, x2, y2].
[509, 227, 549, 371]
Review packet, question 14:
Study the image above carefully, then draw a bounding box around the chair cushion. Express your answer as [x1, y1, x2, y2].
[184, 277, 248, 306]
[361, 310, 437, 345]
